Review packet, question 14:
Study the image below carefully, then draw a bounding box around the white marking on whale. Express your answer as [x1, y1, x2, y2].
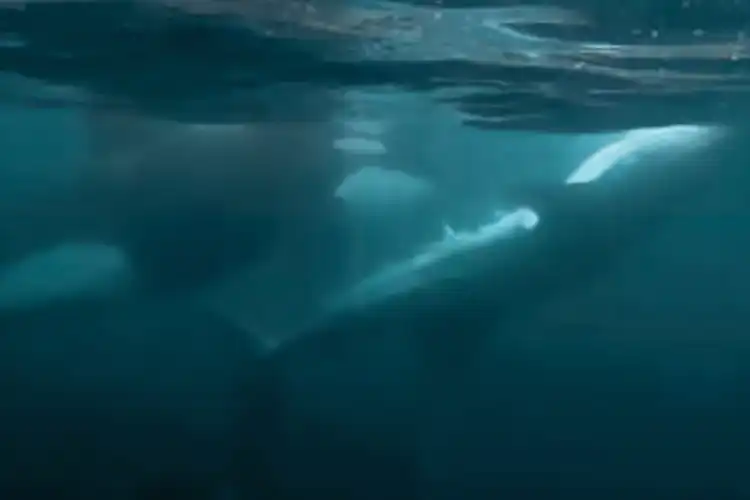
[334, 165, 434, 211]
[0, 243, 133, 312]
[333, 137, 388, 155]
[566, 125, 712, 185]
[329, 207, 539, 311]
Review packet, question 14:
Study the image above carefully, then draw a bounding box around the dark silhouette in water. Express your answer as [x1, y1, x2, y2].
[0, 108, 350, 294]
[2, 124, 749, 499]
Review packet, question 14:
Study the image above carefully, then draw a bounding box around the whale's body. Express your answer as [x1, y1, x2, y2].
[226, 123, 747, 498]
[290, 124, 735, 355]
[0, 109, 349, 294]
[0, 124, 747, 499]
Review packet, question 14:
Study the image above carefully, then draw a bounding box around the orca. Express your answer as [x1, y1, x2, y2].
[227, 123, 749, 498]
[0, 124, 746, 499]
[0, 107, 350, 294]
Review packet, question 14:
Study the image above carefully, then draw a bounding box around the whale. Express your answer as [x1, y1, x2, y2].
[203, 123, 750, 498]
[1, 122, 746, 499]
[238, 124, 744, 496]
[0, 106, 350, 295]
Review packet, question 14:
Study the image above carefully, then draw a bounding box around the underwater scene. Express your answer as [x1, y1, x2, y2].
[1, 0, 750, 498]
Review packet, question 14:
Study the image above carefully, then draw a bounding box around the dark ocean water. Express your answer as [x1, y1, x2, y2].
[2, 2, 750, 499]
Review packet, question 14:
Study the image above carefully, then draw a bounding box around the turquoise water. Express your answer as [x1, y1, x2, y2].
[2, 2, 750, 499]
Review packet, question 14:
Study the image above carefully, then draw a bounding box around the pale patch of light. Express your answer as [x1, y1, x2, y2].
[344, 120, 386, 136]
[334, 166, 433, 210]
[334, 207, 539, 308]
[333, 137, 387, 155]
[565, 125, 708, 185]
[415, 207, 538, 266]
[0, 243, 133, 311]
[0, 34, 24, 48]
[429, 207, 539, 257]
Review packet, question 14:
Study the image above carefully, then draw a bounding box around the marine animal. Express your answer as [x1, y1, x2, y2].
[1, 124, 746, 499]
[0, 106, 350, 293]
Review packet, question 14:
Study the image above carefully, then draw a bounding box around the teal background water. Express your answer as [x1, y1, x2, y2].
[1, 97, 750, 497]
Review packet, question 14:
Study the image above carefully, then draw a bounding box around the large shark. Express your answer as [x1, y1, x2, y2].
[1, 123, 746, 499]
